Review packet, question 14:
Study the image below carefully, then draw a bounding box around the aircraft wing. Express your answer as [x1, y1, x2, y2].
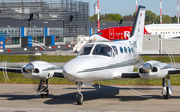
[118, 61, 180, 80]
[121, 72, 140, 78]
[53, 72, 64, 78]
[168, 69, 180, 75]
[0, 67, 22, 73]
[0, 61, 65, 79]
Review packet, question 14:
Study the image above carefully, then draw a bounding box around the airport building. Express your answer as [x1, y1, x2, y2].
[0, 0, 90, 49]
[0, 0, 133, 49]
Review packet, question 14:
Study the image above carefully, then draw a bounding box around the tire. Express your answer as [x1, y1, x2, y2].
[76, 93, 83, 105]
[163, 87, 170, 99]
[41, 86, 49, 98]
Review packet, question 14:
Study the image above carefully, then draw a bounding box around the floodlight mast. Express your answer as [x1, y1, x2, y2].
[97, 0, 100, 31]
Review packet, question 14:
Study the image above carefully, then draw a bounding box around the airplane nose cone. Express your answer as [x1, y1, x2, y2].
[63, 57, 108, 82]
[63, 58, 84, 82]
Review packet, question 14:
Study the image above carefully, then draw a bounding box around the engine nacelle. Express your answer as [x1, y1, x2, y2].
[21, 61, 62, 79]
[138, 61, 174, 79]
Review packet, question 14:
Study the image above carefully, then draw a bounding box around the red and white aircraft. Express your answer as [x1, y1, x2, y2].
[97, 23, 180, 41]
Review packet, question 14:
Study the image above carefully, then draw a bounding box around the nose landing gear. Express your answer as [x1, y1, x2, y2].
[76, 82, 83, 105]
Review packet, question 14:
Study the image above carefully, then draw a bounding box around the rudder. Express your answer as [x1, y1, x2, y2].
[129, 6, 146, 53]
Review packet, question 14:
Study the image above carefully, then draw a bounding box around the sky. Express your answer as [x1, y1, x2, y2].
[76, 0, 179, 17]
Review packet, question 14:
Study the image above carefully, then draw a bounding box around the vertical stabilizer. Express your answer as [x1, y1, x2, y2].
[129, 6, 146, 53]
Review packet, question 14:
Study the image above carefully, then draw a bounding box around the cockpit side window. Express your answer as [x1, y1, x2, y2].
[78, 44, 94, 56]
[92, 44, 112, 57]
[96, 32, 103, 35]
[112, 46, 118, 55]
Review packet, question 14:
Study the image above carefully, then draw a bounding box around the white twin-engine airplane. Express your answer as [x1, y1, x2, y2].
[1, 6, 180, 105]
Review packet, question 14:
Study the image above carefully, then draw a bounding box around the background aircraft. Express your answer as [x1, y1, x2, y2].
[97, 24, 180, 41]
[1, 6, 180, 105]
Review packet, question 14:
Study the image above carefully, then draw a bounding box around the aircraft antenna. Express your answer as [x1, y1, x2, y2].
[160, 0, 162, 24]
[178, 0, 179, 24]
[136, 0, 137, 13]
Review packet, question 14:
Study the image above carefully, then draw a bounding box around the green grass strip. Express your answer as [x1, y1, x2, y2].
[0, 55, 76, 62]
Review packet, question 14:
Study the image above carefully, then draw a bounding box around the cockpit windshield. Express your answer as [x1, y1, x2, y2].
[96, 32, 103, 35]
[92, 44, 112, 57]
[78, 44, 94, 56]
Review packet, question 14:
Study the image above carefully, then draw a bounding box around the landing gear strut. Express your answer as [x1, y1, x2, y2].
[162, 76, 172, 99]
[76, 82, 83, 105]
[37, 79, 49, 98]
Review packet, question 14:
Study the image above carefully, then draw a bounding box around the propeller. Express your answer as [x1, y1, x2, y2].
[165, 48, 175, 95]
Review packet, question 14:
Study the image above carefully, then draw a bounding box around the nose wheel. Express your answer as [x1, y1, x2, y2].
[76, 82, 83, 105]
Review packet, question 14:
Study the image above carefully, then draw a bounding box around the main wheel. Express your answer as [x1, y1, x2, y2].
[41, 86, 49, 98]
[163, 87, 170, 99]
[76, 93, 83, 105]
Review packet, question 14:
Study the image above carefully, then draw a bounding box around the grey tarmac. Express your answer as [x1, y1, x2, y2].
[0, 84, 180, 112]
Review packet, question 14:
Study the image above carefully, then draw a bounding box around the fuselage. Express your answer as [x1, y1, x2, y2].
[63, 41, 139, 82]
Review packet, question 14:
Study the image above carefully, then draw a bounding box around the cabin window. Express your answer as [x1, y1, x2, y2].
[78, 44, 94, 56]
[120, 47, 123, 53]
[124, 47, 128, 53]
[131, 47, 134, 53]
[112, 46, 118, 55]
[128, 47, 131, 53]
[92, 44, 112, 57]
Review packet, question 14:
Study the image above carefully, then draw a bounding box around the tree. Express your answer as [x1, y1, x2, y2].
[145, 10, 157, 24]
[101, 13, 122, 22]
[90, 14, 98, 22]
[133, 12, 136, 19]
[90, 13, 122, 22]
[122, 15, 134, 21]
[157, 15, 172, 23]
[171, 15, 178, 23]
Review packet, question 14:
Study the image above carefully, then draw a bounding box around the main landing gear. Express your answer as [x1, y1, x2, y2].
[162, 76, 172, 99]
[37, 79, 49, 98]
[76, 82, 83, 105]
